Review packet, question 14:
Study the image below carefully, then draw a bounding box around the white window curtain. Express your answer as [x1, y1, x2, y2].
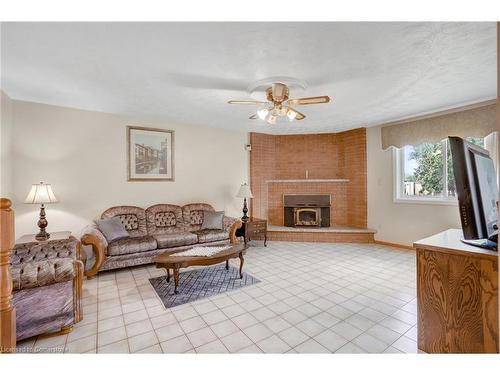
[381, 101, 497, 150]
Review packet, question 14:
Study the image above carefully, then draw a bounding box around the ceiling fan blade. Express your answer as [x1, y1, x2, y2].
[228, 100, 268, 105]
[288, 107, 306, 121]
[287, 96, 331, 106]
[249, 114, 259, 120]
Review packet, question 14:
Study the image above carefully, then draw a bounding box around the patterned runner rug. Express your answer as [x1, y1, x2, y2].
[149, 264, 261, 308]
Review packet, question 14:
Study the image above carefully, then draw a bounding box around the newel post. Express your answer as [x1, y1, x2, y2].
[0, 198, 16, 353]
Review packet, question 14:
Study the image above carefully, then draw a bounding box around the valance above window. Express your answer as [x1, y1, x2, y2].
[381, 101, 497, 149]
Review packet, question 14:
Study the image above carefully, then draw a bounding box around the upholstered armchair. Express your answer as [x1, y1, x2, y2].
[10, 236, 83, 341]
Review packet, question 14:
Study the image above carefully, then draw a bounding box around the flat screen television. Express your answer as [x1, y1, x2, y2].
[448, 136, 498, 250]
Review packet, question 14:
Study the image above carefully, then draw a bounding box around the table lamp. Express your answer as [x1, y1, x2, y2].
[236, 183, 253, 222]
[24, 182, 58, 240]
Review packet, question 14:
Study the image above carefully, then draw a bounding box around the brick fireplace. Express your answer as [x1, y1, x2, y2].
[249, 128, 367, 230]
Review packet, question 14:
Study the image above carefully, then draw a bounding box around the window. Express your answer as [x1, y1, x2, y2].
[394, 136, 492, 204]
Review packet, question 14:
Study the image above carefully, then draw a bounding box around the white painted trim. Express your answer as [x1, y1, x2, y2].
[392, 147, 402, 202]
[393, 197, 458, 206]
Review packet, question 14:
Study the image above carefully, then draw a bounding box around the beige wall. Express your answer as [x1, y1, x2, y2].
[9, 100, 249, 238]
[367, 126, 461, 246]
[1, 90, 14, 198]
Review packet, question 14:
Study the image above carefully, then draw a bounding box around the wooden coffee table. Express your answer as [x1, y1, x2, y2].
[154, 243, 248, 294]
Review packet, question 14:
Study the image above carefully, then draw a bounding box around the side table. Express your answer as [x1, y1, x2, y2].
[236, 218, 267, 246]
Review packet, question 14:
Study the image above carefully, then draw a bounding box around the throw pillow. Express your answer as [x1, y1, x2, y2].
[200, 211, 224, 230]
[95, 217, 130, 242]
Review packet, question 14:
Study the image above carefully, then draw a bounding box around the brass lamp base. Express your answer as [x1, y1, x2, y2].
[35, 204, 50, 241]
[35, 231, 50, 241]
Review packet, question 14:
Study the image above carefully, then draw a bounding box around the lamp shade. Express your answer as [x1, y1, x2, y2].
[236, 183, 253, 198]
[24, 182, 58, 204]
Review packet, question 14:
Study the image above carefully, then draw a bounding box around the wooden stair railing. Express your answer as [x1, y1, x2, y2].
[0, 198, 16, 353]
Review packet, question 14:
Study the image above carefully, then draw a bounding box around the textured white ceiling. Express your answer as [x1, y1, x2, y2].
[1, 22, 496, 134]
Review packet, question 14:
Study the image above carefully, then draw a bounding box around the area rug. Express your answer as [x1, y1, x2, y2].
[149, 264, 261, 308]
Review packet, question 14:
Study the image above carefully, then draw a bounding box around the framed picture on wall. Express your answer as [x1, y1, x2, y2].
[127, 126, 174, 181]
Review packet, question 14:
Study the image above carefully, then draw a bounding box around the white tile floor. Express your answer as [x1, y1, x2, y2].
[18, 241, 418, 354]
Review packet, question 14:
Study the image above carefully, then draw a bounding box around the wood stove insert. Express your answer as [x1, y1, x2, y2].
[283, 194, 331, 227]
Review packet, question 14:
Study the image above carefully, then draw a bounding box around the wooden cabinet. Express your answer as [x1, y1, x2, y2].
[414, 229, 498, 353]
[236, 218, 267, 246]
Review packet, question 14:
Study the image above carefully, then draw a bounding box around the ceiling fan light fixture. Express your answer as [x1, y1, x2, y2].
[286, 109, 297, 121]
[229, 82, 329, 125]
[257, 108, 269, 120]
[277, 106, 287, 117]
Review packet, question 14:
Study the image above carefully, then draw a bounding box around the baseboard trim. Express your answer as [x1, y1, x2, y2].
[373, 240, 414, 250]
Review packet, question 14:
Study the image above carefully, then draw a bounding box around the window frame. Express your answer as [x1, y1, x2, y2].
[392, 140, 458, 206]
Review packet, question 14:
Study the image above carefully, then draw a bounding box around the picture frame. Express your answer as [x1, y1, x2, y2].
[127, 126, 175, 181]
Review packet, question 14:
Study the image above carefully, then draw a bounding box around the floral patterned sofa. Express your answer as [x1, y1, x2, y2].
[80, 203, 241, 278]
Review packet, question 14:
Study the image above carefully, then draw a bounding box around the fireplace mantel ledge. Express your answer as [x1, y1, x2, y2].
[266, 179, 350, 183]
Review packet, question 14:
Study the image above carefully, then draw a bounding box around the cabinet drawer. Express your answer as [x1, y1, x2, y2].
[248, 228, 264, 235]
[250, 222, 267, 230]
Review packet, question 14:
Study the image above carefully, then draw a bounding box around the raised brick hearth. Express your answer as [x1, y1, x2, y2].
[250, 128, 368, 241]
[267, 225, 375, 243]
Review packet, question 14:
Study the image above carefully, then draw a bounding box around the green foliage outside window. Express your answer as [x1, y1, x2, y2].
[410, 143, 443, 195]
[405, 137, 484, 198]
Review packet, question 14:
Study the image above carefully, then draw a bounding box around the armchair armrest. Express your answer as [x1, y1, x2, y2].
[80, 225, 108, 279]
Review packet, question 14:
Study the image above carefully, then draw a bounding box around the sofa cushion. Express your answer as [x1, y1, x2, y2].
[107, 235, 157, 256]
[156, 212, 177, 227]
[95, 217, 130, 242]
[201, 211, 224, 230]
[13, 280, 75, 341]
[182, 203, 215, 231]
[101, 206, 148, 238]
[154, 232, 198, 248]
[145, 204, 184, 235]
[194, 229, 229, 243]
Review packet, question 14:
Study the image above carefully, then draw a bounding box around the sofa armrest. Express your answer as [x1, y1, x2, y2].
[228, 220, 242, 245]
[80, 224, 108, 248]
[80, 225, 108, 279]
[223, 216, 238, 232]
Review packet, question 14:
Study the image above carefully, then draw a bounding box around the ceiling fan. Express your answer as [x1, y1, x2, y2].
[228, 82, 330, 124]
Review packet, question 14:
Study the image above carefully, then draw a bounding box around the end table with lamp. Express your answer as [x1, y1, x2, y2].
[236, 183, 253, 221]
[24, 182, 58, 241]
[235, 183, 267, 246]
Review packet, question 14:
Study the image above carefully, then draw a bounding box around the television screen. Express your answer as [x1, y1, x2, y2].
[449, 136, 498, 249]
[471, 150, 498, 238]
